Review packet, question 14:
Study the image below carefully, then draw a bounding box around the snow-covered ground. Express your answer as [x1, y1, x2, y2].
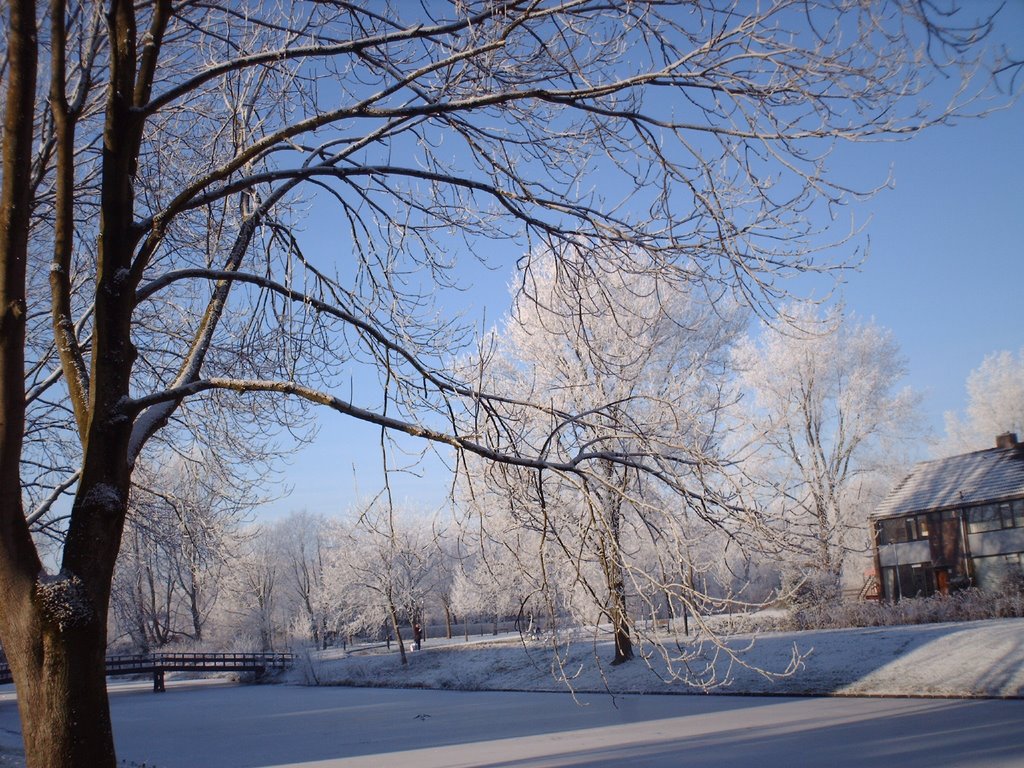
[4, 679, 1024, 767]
[1, 618, 1023, 767]
[302, 617, 1024, 698]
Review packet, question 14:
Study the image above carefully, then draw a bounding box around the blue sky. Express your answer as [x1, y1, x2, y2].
[256, 14, 1024, 522]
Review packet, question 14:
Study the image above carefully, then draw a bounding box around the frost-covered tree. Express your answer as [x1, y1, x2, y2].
[226, 525, 283, 652]
[430, 529, 462, 639]
[468, 247, 748, 664]
[110, 450, 256, 649]
[941, 348, 1024, 455]
[334, 505, 436, 665]
[450, 519, 536, 636]
[0, 1, 1015, 763]
[733, 303, 923, 597]
[273, 513, 336, 649]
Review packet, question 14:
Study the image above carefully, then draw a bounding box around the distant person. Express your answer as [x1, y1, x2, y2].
[413, 623, 423, 651]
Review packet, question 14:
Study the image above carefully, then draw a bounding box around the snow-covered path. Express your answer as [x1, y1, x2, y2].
[4, 681, 1022, 767]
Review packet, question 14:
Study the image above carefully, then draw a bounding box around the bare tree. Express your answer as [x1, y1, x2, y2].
[334, 504, 436, 664]
[733, 302, 923, 599]
[450, 515, 537, 638]
[275, 511, 340, 650]
[110, 450, 257, 649]
[465, 246, 746, 664]
[940, 348, 1024, 455]
[227, 524, 283, 652]
[0, 1, 1014, 764]
[430, 526, 462, 640]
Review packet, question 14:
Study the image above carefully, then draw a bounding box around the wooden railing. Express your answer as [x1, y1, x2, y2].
[0, 652, 294, 692]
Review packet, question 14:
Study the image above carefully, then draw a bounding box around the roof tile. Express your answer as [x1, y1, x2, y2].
[873, 445, 1024, 519]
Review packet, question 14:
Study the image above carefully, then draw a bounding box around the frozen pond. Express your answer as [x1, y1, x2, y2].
[3, 680, 1024, 767]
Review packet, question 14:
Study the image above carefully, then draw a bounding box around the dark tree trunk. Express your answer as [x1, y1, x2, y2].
[16, 619, 117, 767]
[443, 602, 453, 639]
[388, 598, 407, 666]
[604, 498, 633, 665]
[608, 566, 633, 666]
[189, 573, 204, 642]
[0, 0, 122, 765]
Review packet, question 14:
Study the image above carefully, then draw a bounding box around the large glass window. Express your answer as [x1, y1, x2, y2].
[879, 518, 907, 544]
[1014, 499, 1024, 529]
[968, 504, 1002, 533]
[878, 515, 931, 545]
[972, 554, 1023, 592]
[997, 502, 1015, 529]
[906, 563, 935, 598]
[881, 563, 940, 600]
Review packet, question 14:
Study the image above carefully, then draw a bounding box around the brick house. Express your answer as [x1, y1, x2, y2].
[871, 432, 1024, 601]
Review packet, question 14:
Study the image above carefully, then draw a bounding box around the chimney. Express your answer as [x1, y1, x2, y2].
[996, 432, 1019, 450]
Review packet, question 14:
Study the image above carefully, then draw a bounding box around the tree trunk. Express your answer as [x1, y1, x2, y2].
[12, 619, 117, 767]
[388, 597, 406, 666]
[602, 495, 633, 665]
[443, 602, 453, 639]
[189, 574, 203, 643]
[0, 0, 123, 763]
[608, 567, 633, 666]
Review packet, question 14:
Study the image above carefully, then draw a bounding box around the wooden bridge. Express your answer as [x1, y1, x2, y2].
[0, 652, 294, 692]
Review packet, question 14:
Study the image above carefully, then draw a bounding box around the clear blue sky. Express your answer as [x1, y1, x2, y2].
[257, 14, 1024, 521]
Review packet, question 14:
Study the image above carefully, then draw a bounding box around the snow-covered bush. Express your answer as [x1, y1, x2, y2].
[777, 587, 1024, 632]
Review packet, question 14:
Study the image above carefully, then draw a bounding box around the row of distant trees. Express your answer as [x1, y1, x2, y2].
[106, 266, 1024, 660]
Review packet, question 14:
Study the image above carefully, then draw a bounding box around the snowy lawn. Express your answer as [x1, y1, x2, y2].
[299, 617, 1024, 698]
[1, 618, 1023, 767]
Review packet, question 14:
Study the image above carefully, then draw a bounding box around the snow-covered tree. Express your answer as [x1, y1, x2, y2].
[941, 348, 1024, 455]
[450, 519, 537, 636]
[110, 451, 254, 649]
[733, 303, 923, 597]
[333, 505, 437, 664]
[274, 512, 343, 650]
[468, 246, 748, 664]
[225, 525, 283, 652]
[428, 527, 462, 639]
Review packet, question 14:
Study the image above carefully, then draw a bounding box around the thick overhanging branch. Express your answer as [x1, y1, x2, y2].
[135, 267, 571, 420]
[130, 377, 569, 472]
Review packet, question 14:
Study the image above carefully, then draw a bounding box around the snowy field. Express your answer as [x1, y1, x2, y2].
[303, 616, 1024, 698]
[1, 618, 1023, 767]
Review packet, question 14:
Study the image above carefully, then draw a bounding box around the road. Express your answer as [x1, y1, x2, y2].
[1, 681, 1023, 767]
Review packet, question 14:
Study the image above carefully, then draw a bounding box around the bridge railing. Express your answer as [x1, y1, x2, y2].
[0, 652, 294, 690]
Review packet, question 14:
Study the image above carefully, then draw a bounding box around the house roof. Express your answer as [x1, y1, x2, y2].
[873, 441, 1024, 519]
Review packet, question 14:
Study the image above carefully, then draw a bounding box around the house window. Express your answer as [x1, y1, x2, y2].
[997, 502, 1015, 529]
[882, 564, 936, 600]
[878, 515, 932, 545]
[906, 563, 935, 598]
[1014, 499, 1024, 529]
[878, 519, 906, 545]
[972, 554, 1024, 591]
[967, 504, 1002, 533]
